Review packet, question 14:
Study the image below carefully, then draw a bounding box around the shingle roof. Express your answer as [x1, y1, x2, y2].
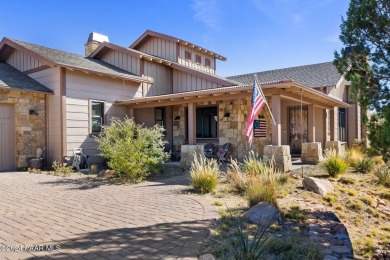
[0, 62, 52, 93]
[7, 38, 149, 82]
[228, 62, 342, 88]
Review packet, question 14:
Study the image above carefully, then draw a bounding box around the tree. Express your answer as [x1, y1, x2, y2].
[334, 0, 390, 160]
[334, 0, 389, 112]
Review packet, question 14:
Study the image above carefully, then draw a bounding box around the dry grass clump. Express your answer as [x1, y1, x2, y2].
[321, 149, 349, 177]
[374, 164, 390, 187]
[346, 146, 365, 167]
[190, 155, 219, 194]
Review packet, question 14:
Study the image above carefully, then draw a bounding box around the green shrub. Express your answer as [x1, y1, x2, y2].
[374, 164, 390, 187]
[226, 159, 247, 193]
[268, 236, 323, 259]
[346, 199, 364, 211]
[96, 117, 169, 182]
[284, 206, 307, 222]
[321, 149, 349, 177]
[190, 155, 219, 194]
[353, 158, 374, 173]
[360, 196, 373, 206]
[51, 161, 73, 177]
[323, 194, 338, 205]
[246, 177, 277, 207]
[243, 151, 267, 175]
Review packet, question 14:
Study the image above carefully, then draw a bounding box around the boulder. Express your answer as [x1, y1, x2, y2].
[302, 177, 334, 196]
[199, 254, 215, 260]
[243, 202, 281, 225]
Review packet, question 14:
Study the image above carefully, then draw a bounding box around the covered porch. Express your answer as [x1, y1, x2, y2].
[116, 80, 350, 171]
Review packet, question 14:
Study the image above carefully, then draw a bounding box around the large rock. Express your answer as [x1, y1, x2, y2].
[243, 202, 281, 225]
[302, 177, 334, 196]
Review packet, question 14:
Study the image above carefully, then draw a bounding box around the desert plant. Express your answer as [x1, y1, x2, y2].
[374, 164, 390, 187]
[243, 151, 267, 175]
[246, 176, 277, 207]
[268, 236, 323, 259]
[96, 117, 169, 182]
[190, 155, 219, 194]
[353, 158, 374, 173]
[226, 159, 247, 193]
[321, 149, 348, 177]
[51, 161, 73, 177]
[338, 176, 355, 185]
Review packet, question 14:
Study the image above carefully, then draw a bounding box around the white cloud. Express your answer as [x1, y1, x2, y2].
[191, 0, 221, 31]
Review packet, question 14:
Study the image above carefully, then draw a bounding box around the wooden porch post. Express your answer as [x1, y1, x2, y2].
[188, 103, 196, 145]
[271, 94, 281, 146]
[330, 107, 339, 141]
[325, 109, 331, 142]
[308, 104, 315, 142]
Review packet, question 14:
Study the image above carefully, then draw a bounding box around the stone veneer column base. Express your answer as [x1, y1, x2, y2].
[302, 142, 323, 164]
[325, 141, 346, 156]
[263, 145, 292, 173]
[180, 145, 204, 168]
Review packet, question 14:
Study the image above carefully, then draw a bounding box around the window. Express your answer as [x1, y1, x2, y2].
[205, 58, 211, 67]
[155, 108, 165, 127]
[339, 108, 346, 142]
[185, 51, 191, 61]
[195, 55, 201, 64]
[196, 106, 218, 138]
[91, 101, 104, 133]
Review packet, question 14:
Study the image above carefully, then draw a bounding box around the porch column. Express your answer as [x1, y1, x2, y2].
[330, 107, 339, 141]
[271, 94, 281, 146]
[188, 103, 196, 145]
[307, 104, 315, 142]
[324, 109, 330, 142]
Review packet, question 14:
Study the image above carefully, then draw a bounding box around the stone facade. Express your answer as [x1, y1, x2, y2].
[325, 141, 346, 156]
[0, 89, 46, 168]
[180, 144, 204, 167]
[302, 142, 324, 164]
[263, 145, 292, 172]
[172, 97, 272, 161]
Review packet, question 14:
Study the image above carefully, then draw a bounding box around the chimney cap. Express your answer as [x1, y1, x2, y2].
[87, 32, 109, 43]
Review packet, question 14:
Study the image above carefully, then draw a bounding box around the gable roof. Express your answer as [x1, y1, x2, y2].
[0, 38, 151, 83]
[129, 30, 227, 61]
[228, 62, 343, 88]
[0, 62, 52, 93]
[91, 42, 241, 87]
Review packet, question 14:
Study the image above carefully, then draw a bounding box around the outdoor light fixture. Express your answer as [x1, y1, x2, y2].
[223, 112, 230, 118]
[173, 115, 180, 121]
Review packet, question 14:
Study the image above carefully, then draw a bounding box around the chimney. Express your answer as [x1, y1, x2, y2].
[85, 32, 109, 56]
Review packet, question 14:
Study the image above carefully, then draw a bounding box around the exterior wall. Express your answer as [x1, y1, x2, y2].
[172, 70, 223, 93]
[178, 45, 216, 74]
[315, 106, 325, 145]
[65, 70, 141, 163]
[100, 50, 140, 76]
[138, 36, 177, 62]
[143, 61, 173, 96]
[347, 103, 358, 146]
[172, 97, 272, 161]
[0, 89, 46, 168]
[6, 49, 44, 72]
[29, 68, 61, 163]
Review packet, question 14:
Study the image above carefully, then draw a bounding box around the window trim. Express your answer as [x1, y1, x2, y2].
[89, 99, 106, 135]
[196, 105, 219, 139]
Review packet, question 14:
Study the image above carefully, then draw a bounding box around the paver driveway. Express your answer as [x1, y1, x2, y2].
[0, 172, 216, 259]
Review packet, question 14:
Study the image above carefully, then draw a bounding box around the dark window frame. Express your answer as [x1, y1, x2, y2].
[339, 108, 347, 142]
[195, 54, 201, 64]
[184, 51, 192, 61]
[205, 58, 211, 67]
[196, 106, 218, 139]
[90, 100, 105, 134]
[155, 107, 165, 127]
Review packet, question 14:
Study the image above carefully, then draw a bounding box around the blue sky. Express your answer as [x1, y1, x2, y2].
[0, 0, 348, 77]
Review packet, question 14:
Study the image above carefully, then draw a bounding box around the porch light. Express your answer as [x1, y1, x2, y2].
[174, 115, 181, 121]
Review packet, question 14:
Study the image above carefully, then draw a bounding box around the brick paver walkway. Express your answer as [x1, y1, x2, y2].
[0, 172, 216, 259]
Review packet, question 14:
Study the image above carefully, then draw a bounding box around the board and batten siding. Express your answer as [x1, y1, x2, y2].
[100, 50, 140, 76]
[65, 70, 141, 163]
[172, 70, 223, 93]
[6, 49, 44, 72]
[178, 45, 215, 74]
[29, 68, 62, 163]
[138, 37, 177, 62]
[143, 61, 173, 96]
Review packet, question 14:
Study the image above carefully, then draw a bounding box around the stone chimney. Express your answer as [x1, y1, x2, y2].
[85, 32, 109, 56]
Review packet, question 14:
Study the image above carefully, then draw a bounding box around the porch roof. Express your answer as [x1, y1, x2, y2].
[116, 80, 350, 109]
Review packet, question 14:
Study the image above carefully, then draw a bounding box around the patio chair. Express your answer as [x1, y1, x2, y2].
[204, 143, 217, 158]
[217, 143, 232, 162]
[71, 148, 89, 173]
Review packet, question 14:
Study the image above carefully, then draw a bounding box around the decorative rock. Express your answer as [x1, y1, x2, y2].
[199, 254, 215, 260]
[302, 177, 334, 196]
[331, 245, 353, 254]
[243, 202, 281, 225]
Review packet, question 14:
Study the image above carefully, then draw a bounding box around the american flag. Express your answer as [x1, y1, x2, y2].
[245, 80, 266, 144]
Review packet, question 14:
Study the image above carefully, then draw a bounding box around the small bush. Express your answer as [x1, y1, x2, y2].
[51, 161, 73, 177]
[243, 151, 267, 175]
[378, 190, 390, 201]
[346, 189, 358, 196]
[374, 164, 390, 187]
[284, 206, 307, 222]
[268, 236, 323, 259]
[96, 117, 169, 182]
[246, 177, 277, 207]
[226, 159, 247, 193]
[338, 176, 355, 185]
[360, 196, 373, 206]
[353, 158, 374, 173]
[322, 157, 349, 177]
[346, 147, 365, 167]
[190, 155, 219, 194]
[323, 194, 338, 205]
[277, 174, 289, 185]
[346, 199, 364, 211]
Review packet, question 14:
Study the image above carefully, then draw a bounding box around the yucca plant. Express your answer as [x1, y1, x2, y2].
[190, 154, 219, 193]
[353, 158, 374, 173]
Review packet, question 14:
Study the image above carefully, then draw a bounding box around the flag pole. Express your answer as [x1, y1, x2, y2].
[254, 75, 276, 125]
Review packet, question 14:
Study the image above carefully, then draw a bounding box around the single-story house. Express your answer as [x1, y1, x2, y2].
[0, 30, 365, 171]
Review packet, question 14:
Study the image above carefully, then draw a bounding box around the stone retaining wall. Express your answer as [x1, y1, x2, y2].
[0, 89, 46, 168]
[263, 145, 292, 172]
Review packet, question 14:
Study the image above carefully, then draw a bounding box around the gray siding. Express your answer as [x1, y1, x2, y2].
[6, 49, 44, 72]
[172, 70, 223, 93]
[143, 61, 173, 96]
[138, 37, 177, 62]
[100, 50, 140, 76]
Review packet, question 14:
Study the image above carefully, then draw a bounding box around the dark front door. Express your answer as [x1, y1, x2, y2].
[289, 107, 308, 154]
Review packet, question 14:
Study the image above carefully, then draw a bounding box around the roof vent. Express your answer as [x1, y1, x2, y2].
[85, 32, 109, 56]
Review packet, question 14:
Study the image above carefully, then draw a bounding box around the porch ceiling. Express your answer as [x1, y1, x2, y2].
[116, 80, 350, 109]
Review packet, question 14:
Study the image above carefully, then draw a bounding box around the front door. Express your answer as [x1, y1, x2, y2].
[289, 107, 308, 154]
[0, 104, 15, 171]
